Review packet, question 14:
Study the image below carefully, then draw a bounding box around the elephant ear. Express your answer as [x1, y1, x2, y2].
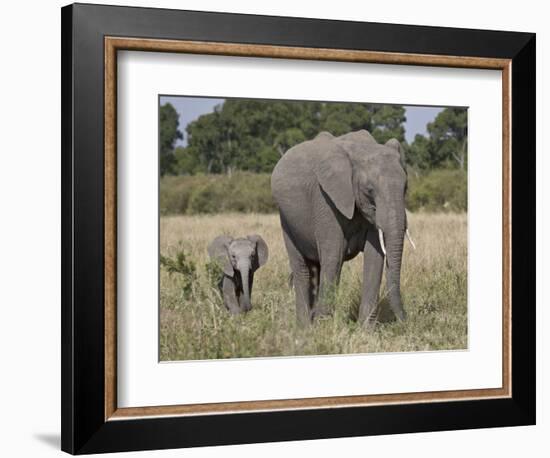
[385, 138, 407, 172]
[247, 234, 269, 270]
[207, 235, 234, 276]
[313, 143, 355, 219]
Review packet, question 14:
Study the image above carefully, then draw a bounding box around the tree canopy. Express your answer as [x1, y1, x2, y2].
[165, 99, 405, 175]
[159, 99, 467, 175]
[406, 108, 468, 171]
[159, 103, 183, 176]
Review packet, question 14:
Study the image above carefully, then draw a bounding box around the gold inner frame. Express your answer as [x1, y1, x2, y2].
[104, 37, 512, 421]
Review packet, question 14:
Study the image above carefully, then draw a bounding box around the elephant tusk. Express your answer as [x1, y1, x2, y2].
[378, 228, 386, 256]
[406, 228, 416, 250]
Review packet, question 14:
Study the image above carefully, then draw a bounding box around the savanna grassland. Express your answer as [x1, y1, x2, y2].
[159, 212, 467, 361]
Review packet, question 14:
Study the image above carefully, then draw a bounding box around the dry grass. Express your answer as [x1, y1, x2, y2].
[160, 212, 467, 361]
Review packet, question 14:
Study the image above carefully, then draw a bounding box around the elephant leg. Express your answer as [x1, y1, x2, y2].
[310, 262, 320, 307]
[248, 273, 254, 298]
[358, 229, 385, 327]
[222, 276, 242, 314]
[313, 257, 343, 320]
[282, 230, 314, 325]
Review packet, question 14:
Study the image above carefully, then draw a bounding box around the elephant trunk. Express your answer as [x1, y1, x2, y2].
[238, 263, 252, 312]
[379, 199, 407, 321]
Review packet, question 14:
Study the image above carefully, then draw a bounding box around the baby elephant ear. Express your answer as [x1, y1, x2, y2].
[247, 235, 269, 270]
[207, 235, 234, 276]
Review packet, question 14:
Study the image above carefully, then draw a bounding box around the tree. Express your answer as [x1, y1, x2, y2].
[369, 105, 407, 143]
[174, 146, 200, 175]
[173, 99, 407, 175]
[406, 134, 432, 171]
[318, 103, 406, 142]
[427, 108, 468, 170]
[406, 108, 468, 171]
[159, 103, 183, 176]
[274, 128, 307, 156]
[180, 100, 319, 174]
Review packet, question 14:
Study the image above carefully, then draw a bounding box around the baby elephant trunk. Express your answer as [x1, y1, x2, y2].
[238, 262, 253, 312]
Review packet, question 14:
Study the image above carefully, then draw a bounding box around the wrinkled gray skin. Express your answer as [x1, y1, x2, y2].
[207, 235, 269, 314]
[271, 130, 408, 326]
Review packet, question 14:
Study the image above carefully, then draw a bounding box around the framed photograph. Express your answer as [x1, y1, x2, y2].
[61, 3, 536, 454]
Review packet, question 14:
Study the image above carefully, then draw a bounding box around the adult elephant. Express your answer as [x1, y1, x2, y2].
[271, 130, 414, 326]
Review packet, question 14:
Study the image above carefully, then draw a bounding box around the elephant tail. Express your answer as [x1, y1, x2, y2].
[288, 272, 294, 289]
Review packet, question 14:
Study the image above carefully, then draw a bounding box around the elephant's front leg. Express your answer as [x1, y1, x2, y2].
[221, 276, 242, 314]
[358, 229, 385, 327]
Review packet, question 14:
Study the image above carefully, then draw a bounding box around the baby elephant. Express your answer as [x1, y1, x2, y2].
[207, 235, 269, 314]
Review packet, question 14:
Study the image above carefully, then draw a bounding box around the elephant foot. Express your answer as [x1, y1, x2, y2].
[296, 308, 313, 327]
[358, 302, 378, 327]
[361, 318, 378, 331]
[392, 307, 407, 322]
[310, 305, 333, 321]
[240, 304, 252, 313]
[358, 312, 379, 331]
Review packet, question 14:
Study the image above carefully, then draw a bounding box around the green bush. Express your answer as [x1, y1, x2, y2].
[160, 169, 467, 215]
[205, 259, 224, 290]
[161, 172, 276, 215]
[406, 169, 467, 212]
[159, 250, 197, 297]
[160, 175, 203, 215]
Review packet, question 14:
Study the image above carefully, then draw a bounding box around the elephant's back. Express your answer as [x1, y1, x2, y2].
[271, 141, 317, 202]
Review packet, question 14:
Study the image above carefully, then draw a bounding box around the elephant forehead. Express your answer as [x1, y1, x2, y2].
[229, 239, 255, 255]
[361, 150, 403, 169]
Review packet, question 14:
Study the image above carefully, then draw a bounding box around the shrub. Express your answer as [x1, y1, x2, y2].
[160, 175, 196, 215]
[160, 250, 197, 296]
[160, 169, 467, 215]
[205, 259, 224, 290]
[161, 172, 276, 215]
[406, 169, 467, 212]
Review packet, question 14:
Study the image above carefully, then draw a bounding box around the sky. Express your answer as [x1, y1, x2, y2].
[160, 95, 443, 146]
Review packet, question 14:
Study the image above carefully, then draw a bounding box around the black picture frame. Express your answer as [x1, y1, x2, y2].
[61, 3, 535, 454]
